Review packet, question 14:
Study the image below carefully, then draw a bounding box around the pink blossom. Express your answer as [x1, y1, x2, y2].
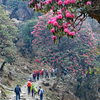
[82, 71, 84, 75]
[64, 28, 70, 34]
[58, 0, 62, 5]
[58, 14, 63, 19]
[86, 1, 91, 5]
[51, 28, 55, 33]
[58, 25, 62, 29]
[64, 0, 68, 5]
[66, 13, 72, 18]
[70, 31, 75, 36]
[57, 11, 62, 15]
[74, 73, 76, 75]
[53, 21, 58, 26]
[65, 10, 69, 13]
[31, 32, 34, 34]
[71, 14, 75, 18]
[73, 60, 76, 62]
[52, 36, 57, 40]
[48, 20, 52, 24]
[47, 0, 52, 4]
[71, 0, 75, 3]
[65, 0, 70, 4]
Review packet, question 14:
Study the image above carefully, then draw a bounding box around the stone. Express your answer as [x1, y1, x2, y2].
[42, 81, 50, 86]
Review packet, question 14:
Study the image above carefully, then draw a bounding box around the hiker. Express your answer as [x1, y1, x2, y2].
[33, 71, 37, 82]
[45, 69, 49, 78]
[40, 69, 44, 78]
[55, 68, 57, 76]
[29, 77, 32, 82]
[14, 84, 21, 100]
[37, 69, 40, 80]
[31, 83, 35, 97]
[51, 68, 54, 77]
[34, 86, 38, 98]
[27, 79, 32, 95]
[38, 86, 44, 100]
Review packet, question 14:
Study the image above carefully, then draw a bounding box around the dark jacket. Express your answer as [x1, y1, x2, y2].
[14, 85, 21, 94]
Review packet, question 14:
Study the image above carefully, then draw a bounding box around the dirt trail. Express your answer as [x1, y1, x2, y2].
[8, 77, 47, 100]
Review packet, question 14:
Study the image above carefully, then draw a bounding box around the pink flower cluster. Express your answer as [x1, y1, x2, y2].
[46, 0, 75, 5]
[52, 36, 57, 40]
[86, 1, 91, 5]
[48, 11, 75, 37]
[36, 59, 40, 63]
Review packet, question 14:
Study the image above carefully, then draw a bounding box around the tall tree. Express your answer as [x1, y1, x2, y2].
[0, 6, 18, 70]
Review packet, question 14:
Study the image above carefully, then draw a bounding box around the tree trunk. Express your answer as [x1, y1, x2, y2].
[0, 61, 6, 71]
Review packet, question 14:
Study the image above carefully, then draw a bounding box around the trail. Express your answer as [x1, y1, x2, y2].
[8, 77, 47, 100]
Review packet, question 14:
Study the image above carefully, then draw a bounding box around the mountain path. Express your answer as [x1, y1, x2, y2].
[8, 77, 47, 100]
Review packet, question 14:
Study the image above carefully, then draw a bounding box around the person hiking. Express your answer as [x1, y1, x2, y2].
[40, 69, 44, 78]
[29, 77, 32, 82]
[31, 83, 35, 97]
[38, 86, 44, 100]
[27, 79, 32, 95]
[37, 69, 40, 80]
[51, 68, 54, 77]
[14, 84, 21, 100]
[45, 69, 49, 78]
[34, 86, 38, 97]
[33, 71, 37, 82]
[55, 68, 57, 76]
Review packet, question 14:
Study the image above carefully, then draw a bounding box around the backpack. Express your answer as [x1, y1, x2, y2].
[15, 86, 20, 94]
[40, 70, 43, 75]
[37, 70, 39, 74]
[27, 81, 31, 87]
[45, 70, 48, 74]
[34, 87, 38, 93]
[39, 89, 44, 95]
[51, 69, 53, 73]
[31, 84, 35, 91]
[33, 73, 36, 77]
[55, 69, 57, 73]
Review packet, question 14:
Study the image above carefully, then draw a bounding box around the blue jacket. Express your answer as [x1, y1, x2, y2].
[14, 85, 21, 94]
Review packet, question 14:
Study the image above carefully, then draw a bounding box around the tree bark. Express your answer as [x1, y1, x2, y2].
[0, 61, 6, 71]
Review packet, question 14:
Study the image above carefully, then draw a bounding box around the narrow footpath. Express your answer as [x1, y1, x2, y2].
[8, 77, 47, 100]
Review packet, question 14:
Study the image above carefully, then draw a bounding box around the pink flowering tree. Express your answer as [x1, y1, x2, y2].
[30, 12, 100, 99]
[0, 6, 18, 70]
[23, 0, 100, 41]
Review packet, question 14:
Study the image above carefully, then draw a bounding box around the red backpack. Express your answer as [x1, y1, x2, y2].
[40, 70, 43, 75]
[27, 81, 32, 87]
[37, 70, 39, 74]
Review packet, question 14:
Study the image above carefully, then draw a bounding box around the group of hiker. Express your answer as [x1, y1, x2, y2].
[31, 68, 57, 82]
[27, 79, 44, 100]
[14, 67, 68, 100]
[14, 80, 44, 100]
[14, 67, 57, 100]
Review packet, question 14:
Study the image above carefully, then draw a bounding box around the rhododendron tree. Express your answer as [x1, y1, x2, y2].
[30, 13, 100, 99]
[0, 6, 18, 70]
[23, 0, 100, 40]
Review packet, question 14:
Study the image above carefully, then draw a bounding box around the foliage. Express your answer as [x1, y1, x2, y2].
[23, 0, 100, 41]
[30, 13, 100, 99]
[0, 5, 18, 65]
[17, 18, 38, 58]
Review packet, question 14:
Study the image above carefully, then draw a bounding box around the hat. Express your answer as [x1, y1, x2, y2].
[39, 86, 41, 88]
